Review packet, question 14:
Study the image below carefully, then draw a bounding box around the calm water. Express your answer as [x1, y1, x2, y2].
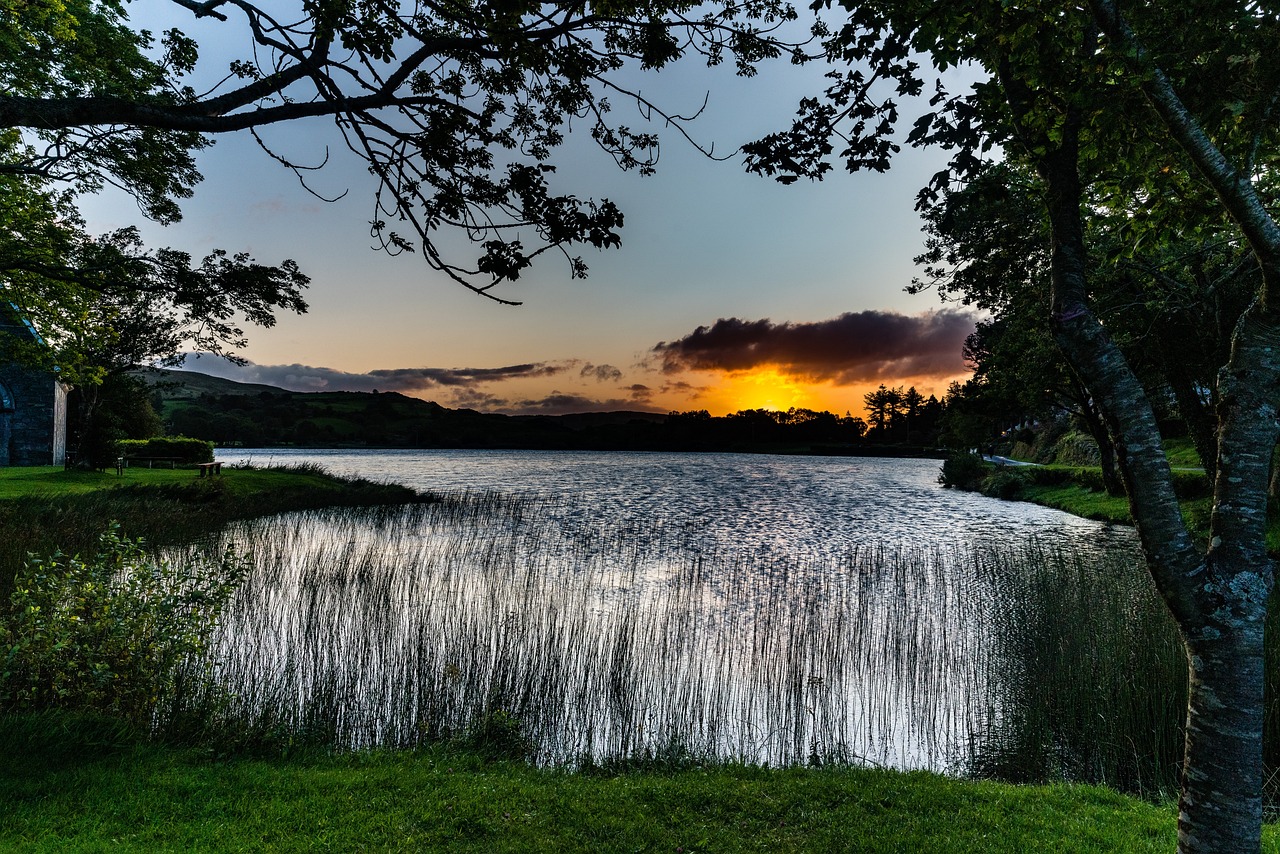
[220, 448, 1137, 559]
[202, 449, 1147, 769]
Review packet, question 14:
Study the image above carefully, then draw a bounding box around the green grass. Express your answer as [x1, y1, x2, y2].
[988, 463, 1277, 553]
[3, 721, 1270, 853]
[1162, 437, 1204, 469]
[0, 463, 426, 598]
[0, 463, 401, 500]
[1017, 482, 1133, 524]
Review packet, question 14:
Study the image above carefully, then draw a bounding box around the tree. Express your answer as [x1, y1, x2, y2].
[917, 160, 1256, 488]
[748, 2, 1280, 849]
[1, 0, 803, 303]
[862, 383, 901, 435]
[3, 1, 805, 461]
[0, 157, 311, 461]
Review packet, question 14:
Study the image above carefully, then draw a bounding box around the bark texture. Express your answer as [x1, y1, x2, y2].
[1031, 83, 1274, 854]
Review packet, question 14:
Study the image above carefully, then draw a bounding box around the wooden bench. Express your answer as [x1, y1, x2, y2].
[123, 456, 181, 469]
[196, 461, 222, 478]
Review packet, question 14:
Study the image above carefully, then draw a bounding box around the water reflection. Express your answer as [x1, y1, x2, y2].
[220, 449, 1138, 559]
[187, 452, 1157, 774]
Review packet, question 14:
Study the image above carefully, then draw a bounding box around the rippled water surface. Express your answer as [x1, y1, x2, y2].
[222, 448, 1137, 558]
[200, 449, 1151, 770]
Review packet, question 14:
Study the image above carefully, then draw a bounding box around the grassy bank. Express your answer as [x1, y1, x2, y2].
[969, 456, 1280, 555]
[962, 462, 1280, 559]
[1015, 482, 1133, 523]
[4, 718, 1268, 853]
[0, 464, 423, 595]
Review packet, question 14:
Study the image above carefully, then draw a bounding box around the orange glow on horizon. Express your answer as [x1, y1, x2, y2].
[663, 367, 968, 420]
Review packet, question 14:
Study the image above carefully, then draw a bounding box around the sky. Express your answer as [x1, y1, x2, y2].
[77, 5, 979, 418]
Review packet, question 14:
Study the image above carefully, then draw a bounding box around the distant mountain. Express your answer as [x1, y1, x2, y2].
[131, 367, 936, 455]
[132, 367, 669, 449]
[132, 366, 292, 398]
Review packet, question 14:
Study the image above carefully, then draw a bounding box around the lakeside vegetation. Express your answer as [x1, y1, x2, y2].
[940, 434, 1272, 550]
[2, 450, 1280, 850]
[0, 464, 422, 596]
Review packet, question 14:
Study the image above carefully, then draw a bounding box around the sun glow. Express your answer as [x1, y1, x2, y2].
[669, 367, 971, 419]
[696, 368, 832, 415]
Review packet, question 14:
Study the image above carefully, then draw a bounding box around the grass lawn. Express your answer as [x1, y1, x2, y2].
[0, 462, 424, 596]
[0, 464, 397, 500]
[3, 728, 1272, 853]
[1016, 481, 1134, 524]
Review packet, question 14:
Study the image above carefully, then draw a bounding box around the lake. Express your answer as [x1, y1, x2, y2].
[199, 449, 1170, 781]
[218, 448, 1137, 558]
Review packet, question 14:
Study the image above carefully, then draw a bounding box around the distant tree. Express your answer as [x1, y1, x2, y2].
[863, 384, 904, 437]
[899, 386, 924, 440]
[840, 413, 868, 440]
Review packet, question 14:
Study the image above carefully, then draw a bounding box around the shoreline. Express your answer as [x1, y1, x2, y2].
[7, 455, 1270, 853]
[0, 464, 425, 592]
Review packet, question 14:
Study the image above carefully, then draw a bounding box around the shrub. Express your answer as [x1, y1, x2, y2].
[118, 436, 214, 464]
[939, 452, 988, 490]
[981, 467, 1029, 501]
[0, 525, 246, 724]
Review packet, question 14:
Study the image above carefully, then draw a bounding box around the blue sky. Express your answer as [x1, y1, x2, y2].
[78, 5, 977, 415]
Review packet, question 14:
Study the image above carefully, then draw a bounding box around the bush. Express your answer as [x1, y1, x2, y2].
[0, 525, 246, 724]
[118, 436, 214, 463]
[981, 467, 1030, 501]
[939, 452, 988, 490]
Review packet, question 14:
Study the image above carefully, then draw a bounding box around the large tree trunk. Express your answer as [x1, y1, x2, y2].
[1179, 617, 1268, 852]
[994, 3, 1280, 848]
[1015, 79, 1268, 848]
[1040, 145, 1276, 850]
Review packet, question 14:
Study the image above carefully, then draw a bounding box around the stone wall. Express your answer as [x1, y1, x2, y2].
[0, 309, 68, 467]
[0, 367, 67, 466]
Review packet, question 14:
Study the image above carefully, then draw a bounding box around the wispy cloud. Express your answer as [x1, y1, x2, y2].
[170, 354, 665, 415]
[176, 353, 575, 393]
[650, 310, 976, 383]
[580, 363, 623, 382]
[506, 392, 665, 416]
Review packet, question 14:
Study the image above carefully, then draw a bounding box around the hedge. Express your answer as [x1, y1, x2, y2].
[117, 437, 214, 464]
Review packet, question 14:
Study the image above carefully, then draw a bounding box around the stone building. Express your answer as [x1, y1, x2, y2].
[0, 308, 67, 466]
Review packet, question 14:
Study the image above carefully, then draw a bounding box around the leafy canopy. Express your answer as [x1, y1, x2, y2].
[1, 0, 808, 301]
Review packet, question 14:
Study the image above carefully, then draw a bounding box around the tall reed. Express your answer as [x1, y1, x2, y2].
[963, 542, 1187, 799]
[162, 495, 1280, 804]
[166, 497, 995, 766]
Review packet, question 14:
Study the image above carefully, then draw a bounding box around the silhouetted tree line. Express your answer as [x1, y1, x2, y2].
[151, 386, 956, 454]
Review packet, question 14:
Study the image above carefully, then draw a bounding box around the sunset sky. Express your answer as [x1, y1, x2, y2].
[78, 10, 978, 417]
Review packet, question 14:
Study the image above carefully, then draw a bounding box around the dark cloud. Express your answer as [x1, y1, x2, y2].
[369, 363, 569, 387]
[580, 363, 623, 382]
[445, 388, 511, 411]
[175, 353, 573, 393]
[650, 310, 976, 383]
[624, 383, 653, 401]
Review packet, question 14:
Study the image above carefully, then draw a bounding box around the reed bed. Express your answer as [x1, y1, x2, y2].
[162, 493, 1270, 801]
[166, 495, 996, 767]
